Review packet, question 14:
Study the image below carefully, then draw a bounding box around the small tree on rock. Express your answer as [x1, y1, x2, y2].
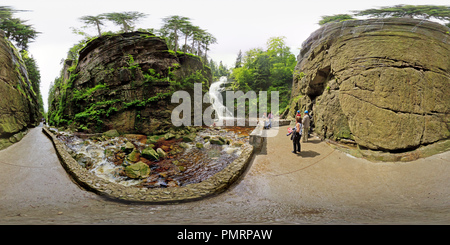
[79, 15, 106, 37]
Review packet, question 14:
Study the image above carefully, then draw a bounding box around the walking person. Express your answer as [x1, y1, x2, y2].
[302, 110, 310, 143]
[292, 116, 302, 154]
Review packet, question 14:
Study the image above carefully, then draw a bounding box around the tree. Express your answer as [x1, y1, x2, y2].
[180, 22, 197, 53]
[353, 5, 450, 23]
[319, 14, 355, 25]
[234, 50, 243, 68]
[191, 27, 206, 55]
[161, 15, 190, 52]
[230, 37, 296, 114]
[103, 11, 147, 33]
[79, 14, 106, 37]
[201, 32, 217, 61]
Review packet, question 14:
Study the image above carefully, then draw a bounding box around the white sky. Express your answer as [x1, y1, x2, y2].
[2, 0, 448, 111]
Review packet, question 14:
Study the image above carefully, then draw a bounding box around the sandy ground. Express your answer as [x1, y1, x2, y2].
[0, 124, 449, 224]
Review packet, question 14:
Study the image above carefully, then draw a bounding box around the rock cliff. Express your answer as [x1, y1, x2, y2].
[48, 31, 212, 135]
[0, 32, 40, 150]
[286, 18, 450, 151]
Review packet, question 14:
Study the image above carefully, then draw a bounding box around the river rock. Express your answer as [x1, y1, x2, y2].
[122, 141, 135, 153]
[103, 129, 120, 137]
[127, 149, 140, 162]
[124, 161, 150, 179]
[146, 135, 160, 144]
[286, 18, 450, 151]
[209, 136, 226, 145]
[164, 133, 175, 140]
[156, 148, 166, 158]
[182, 133, 196, 142]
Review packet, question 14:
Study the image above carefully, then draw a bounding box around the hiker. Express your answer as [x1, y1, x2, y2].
[296, 110, 301, 117]
[288, 116, 302, 154]
[302, 110, 310, 142]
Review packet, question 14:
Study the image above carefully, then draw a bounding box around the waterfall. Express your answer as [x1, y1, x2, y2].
[208, 76, 234, 120]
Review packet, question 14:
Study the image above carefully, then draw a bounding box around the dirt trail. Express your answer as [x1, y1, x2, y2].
[0, 124, 449, 224]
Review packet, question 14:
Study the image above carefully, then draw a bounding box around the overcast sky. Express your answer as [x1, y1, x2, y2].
[2, 0, 448, 111]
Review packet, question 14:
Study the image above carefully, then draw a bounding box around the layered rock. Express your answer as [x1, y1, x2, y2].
[286, 18, 450, 151]
[0, 32, 40, 149]
[48, 32, 212, 135]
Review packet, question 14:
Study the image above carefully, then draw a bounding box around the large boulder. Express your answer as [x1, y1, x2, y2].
[287, 18, 450, 151]
[0, 32, 40, 150]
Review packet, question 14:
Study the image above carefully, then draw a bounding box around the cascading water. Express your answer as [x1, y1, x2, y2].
[208, 76, 234, 121]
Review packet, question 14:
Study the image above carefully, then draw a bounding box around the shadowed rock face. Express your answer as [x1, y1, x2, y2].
[286, 18, 450, 151]
[0, 32, 40, 149]
[48, 32, 212, 135]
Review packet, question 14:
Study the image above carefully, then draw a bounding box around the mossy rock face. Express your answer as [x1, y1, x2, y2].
[288, 18, 450, 152]
[46, 31, 212, 135]
[0, 32, 40, 149]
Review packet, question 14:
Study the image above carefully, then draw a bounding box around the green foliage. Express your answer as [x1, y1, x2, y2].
[78, 14, 106, 37]
[0, 6, 39, 50]
[72, 84, 107, 102]
[103, 12, 147, 33]
[320, 5, 450, 28]
[73, 99, 121, 129]
[160, 15, 216, 62]
[127, 54, 139, 70]
[122, 92, 172, 109]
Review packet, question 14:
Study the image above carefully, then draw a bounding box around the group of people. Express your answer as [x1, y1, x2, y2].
[287, 110, 311, 154]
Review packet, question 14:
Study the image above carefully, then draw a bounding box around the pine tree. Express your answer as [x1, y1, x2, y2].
[79, 15, 106, 37]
